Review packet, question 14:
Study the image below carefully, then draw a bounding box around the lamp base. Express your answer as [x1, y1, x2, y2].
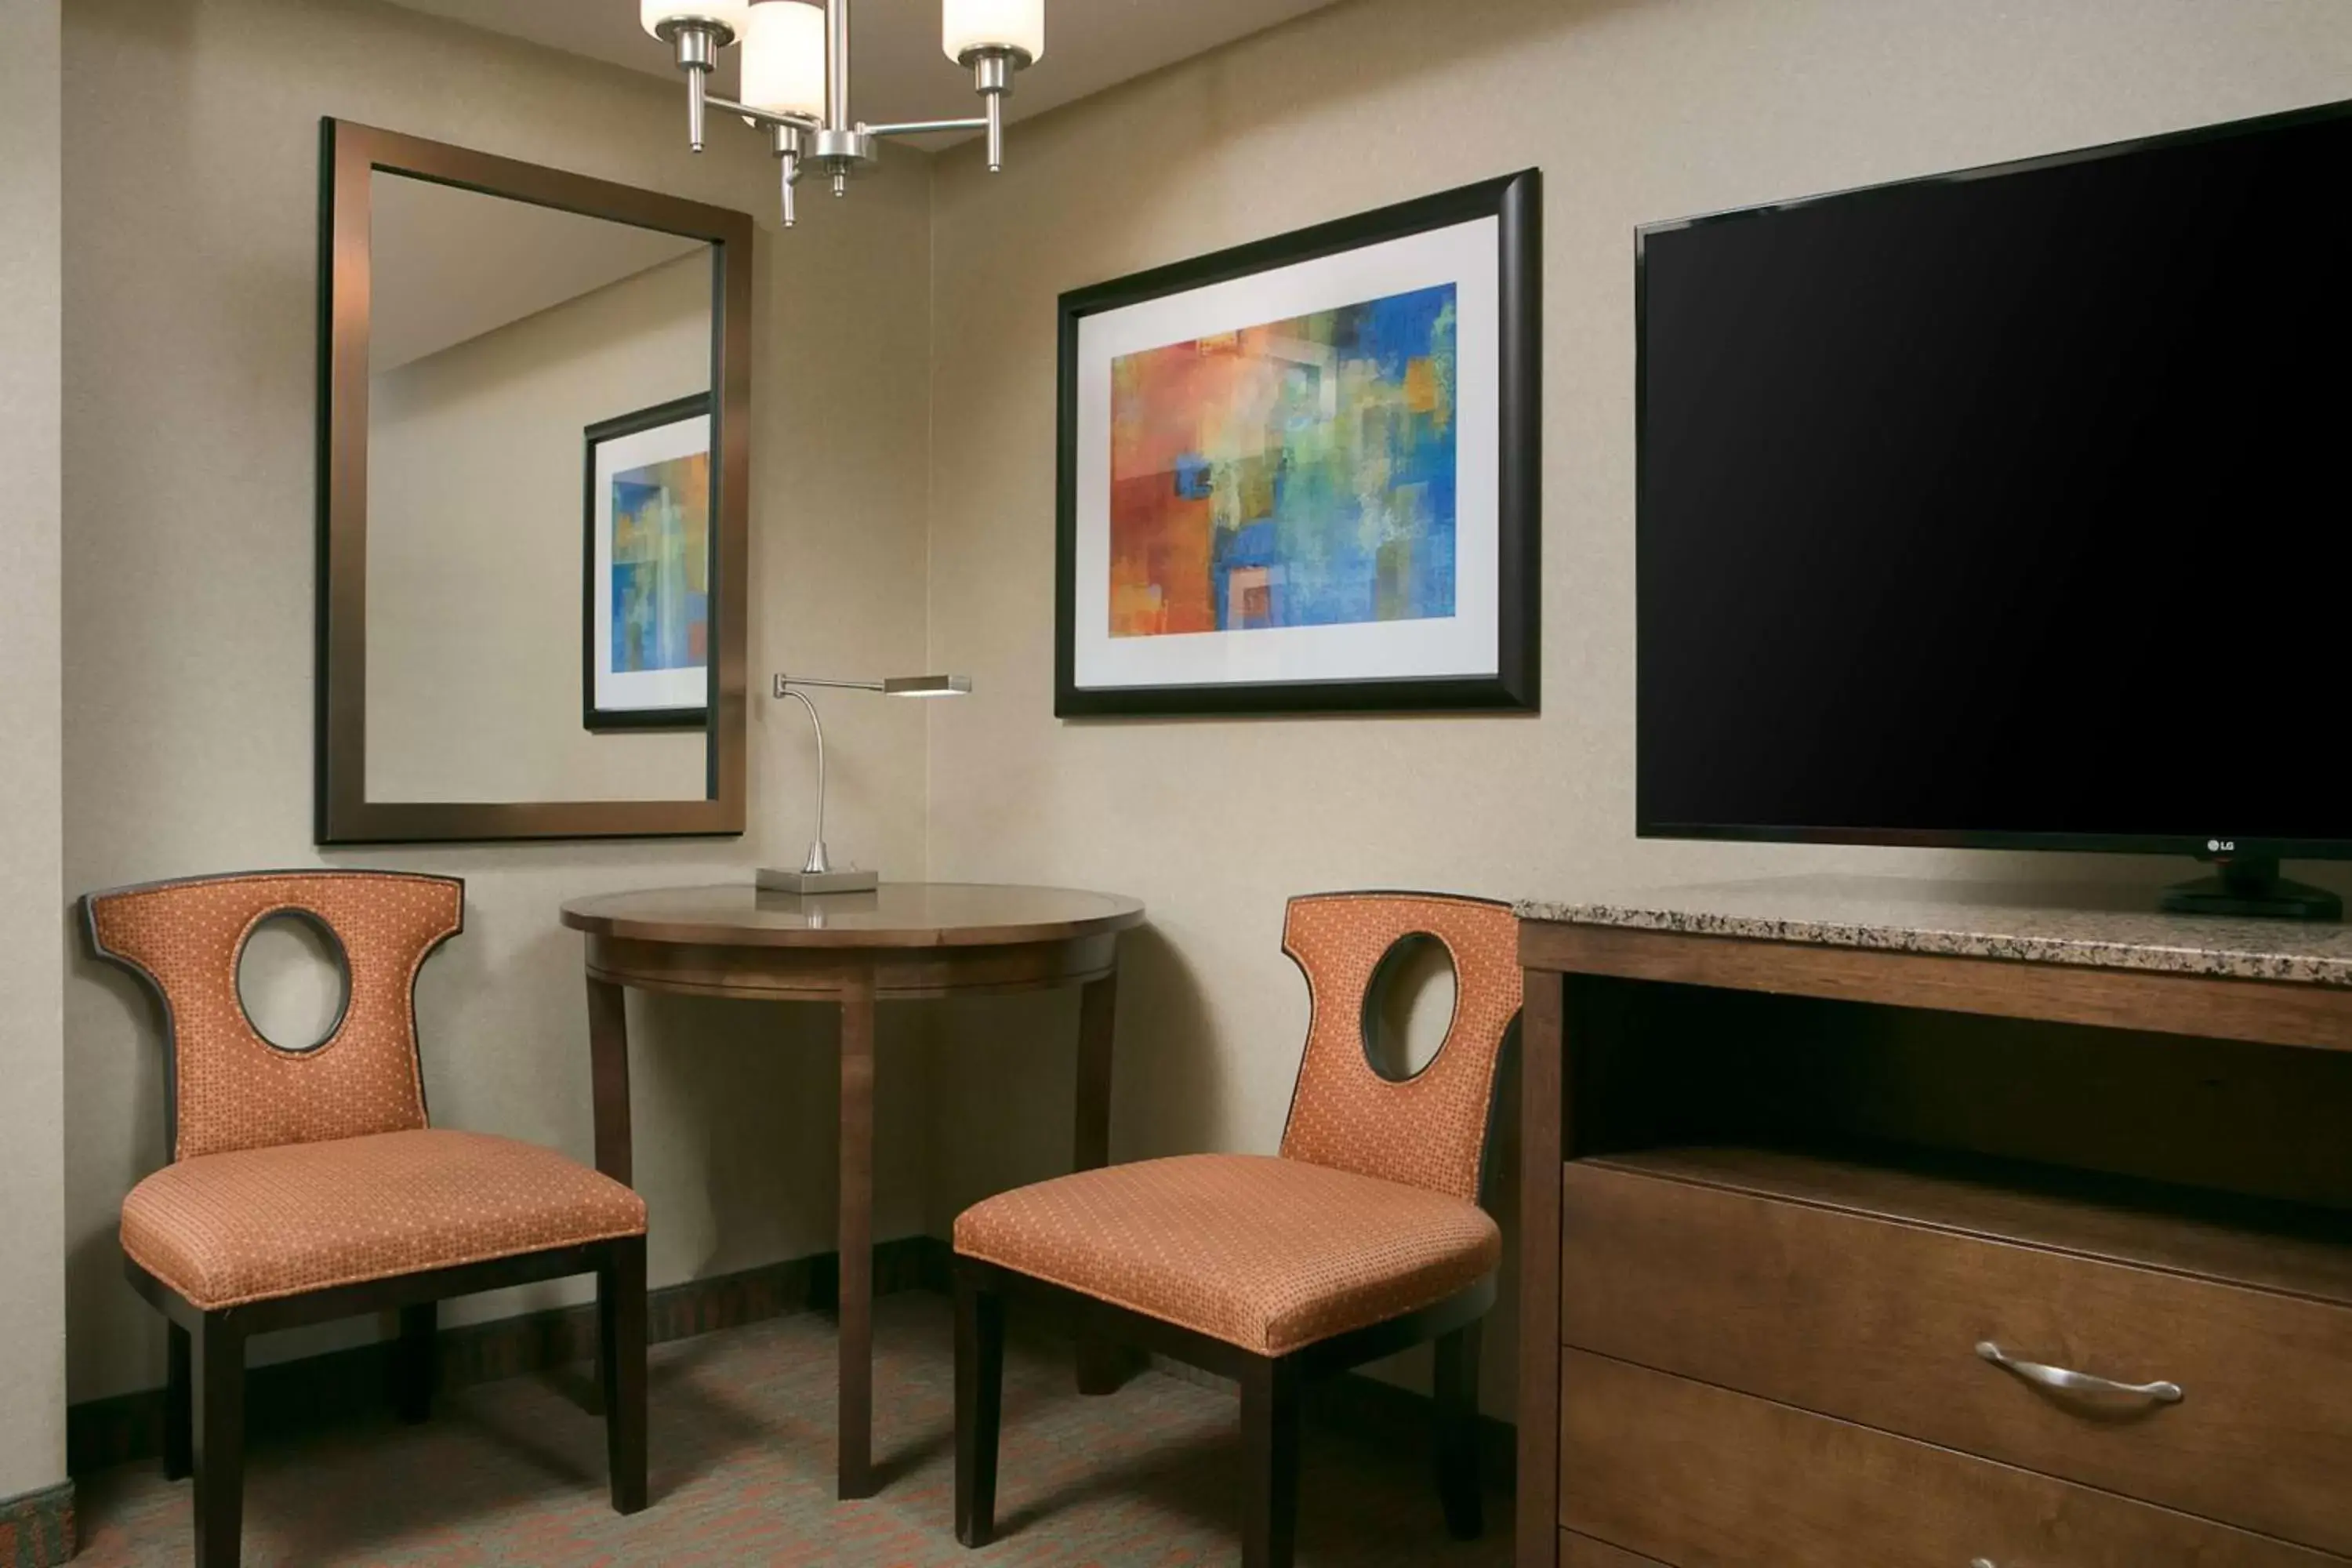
[755, 866, 880, 895]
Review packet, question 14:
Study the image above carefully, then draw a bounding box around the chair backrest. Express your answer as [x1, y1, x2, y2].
[83, 869, 464, 1162]
[1276, 891, 1522, 1205]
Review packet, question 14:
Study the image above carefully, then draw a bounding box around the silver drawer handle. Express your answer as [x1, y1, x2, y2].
[1976, 1341, 2183, 1403]
[1972, 1559, 1997, 1568]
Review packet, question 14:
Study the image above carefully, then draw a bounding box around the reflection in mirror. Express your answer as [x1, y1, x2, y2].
[364, 170, 716, 804]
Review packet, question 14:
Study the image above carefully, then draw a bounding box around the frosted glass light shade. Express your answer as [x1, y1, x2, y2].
[742, 2, 828, 117]
[641, 0, 753, 40]
[942, 0, 1044, 64]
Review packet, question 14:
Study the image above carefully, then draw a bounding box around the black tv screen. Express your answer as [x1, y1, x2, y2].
[1637, 100, 2352, 860]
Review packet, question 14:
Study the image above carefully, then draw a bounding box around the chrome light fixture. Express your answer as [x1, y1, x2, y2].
[759, 672, 973, 895]
[643, 0, 1044, 229]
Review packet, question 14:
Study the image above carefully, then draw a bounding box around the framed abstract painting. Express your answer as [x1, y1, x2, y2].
[584, 392, 712, 731]
[1055, 170, 1540, 717]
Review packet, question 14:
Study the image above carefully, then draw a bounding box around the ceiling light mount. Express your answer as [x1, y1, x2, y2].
[643, 0, 1044, 228]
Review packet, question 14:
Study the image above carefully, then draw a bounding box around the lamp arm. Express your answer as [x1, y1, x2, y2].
[780, 686, 831, 874]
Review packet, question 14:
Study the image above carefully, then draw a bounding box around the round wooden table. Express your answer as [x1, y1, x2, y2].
[559, 882, 1145, 1500]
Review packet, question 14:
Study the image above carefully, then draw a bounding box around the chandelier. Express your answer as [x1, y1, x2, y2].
[640, 0, 1044, 227]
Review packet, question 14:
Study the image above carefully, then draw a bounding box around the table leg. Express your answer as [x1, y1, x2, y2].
[586, 975, 633, 1187]
[1073, 971, 1117, 1171]
[1072, 971, 1131, 1396]
[837, 967, 877, 1500]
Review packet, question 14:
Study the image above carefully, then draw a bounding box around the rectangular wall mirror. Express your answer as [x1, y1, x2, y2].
[317, 119, 752, 844]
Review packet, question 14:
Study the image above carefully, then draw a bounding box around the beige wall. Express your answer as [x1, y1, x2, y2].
[920, 0, 2352, 1415]
[0, 0, 69, 1504]
[368, 249, 712, 804]
[62, 0, 934, 1400]
[46, 0, 2352, 1436]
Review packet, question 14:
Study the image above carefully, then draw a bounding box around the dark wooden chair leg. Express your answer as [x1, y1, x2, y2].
[1074, 1327, 1134, 1396]
[1240, 1357, 1301, 1568]
[191, 1312, 246, 1568]
[1433, 1319, 1483, 1540]
[165, 1320, 193, 1481]
[394, 1301, 437, 1424]
[953, 1266, 1004, 1548]
[1074, 1301, 1138, 1396]
[597, 1236, 648, 1515]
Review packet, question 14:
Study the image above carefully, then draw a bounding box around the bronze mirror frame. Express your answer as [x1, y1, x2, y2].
[315, 118, 752, 844]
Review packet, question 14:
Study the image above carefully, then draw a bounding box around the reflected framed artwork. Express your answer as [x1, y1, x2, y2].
[1055, 171, 1541, 717]
[584, 392, 712, 731]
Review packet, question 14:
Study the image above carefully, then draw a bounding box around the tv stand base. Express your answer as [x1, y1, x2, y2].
[2160, 857, 2341, 922]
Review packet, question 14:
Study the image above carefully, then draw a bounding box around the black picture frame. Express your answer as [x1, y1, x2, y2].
[583, 391, 713, 733]
[1054, 169, 1541, 719]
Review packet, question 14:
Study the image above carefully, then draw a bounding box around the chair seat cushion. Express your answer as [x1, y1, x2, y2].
[953, 1153, 1501, 1357]
[121, 1128, 648, 1310]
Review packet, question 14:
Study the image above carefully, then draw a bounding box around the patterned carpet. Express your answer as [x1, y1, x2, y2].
[71, 1294, 1512, 1565]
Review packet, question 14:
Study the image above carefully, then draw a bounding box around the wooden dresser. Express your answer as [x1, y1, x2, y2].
[1513, 877, 2352, 1568]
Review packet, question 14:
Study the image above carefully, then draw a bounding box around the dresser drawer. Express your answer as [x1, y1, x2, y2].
[1563, 1156, 2352, 1552]
[1561, 1350, 2343, 1568]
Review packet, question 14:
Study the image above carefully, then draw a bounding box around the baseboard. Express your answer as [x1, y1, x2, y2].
[67, 1234, 947, 1477]
[0, 1479, 75, 1567]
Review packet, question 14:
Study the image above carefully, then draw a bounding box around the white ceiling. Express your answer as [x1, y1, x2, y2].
[370, 173, 706, 372]
[383, 0, 1343, 143]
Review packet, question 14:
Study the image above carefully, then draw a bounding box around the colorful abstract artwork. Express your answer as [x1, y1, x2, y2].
[585, 393, 712, 730]
[609, 453, 710, 674]
[1108, 285, 1458, 639]
[1058, 176, 1539, 716]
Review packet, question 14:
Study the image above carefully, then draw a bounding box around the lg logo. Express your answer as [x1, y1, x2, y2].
[2208, 839, 2236, 854]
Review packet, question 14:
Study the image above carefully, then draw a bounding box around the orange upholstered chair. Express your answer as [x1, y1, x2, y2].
[952, 891, 1522, 1568]
[83, 870, 649, 1568]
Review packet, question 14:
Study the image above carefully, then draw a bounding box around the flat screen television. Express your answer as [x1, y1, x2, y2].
[1636, 100, 2352, 919]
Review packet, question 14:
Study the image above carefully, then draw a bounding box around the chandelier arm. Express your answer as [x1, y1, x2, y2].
[705, 95, 822, 135]
[861, 118, 990, 139]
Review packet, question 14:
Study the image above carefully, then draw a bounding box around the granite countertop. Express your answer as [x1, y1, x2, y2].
[1514, 875, 2352, 987]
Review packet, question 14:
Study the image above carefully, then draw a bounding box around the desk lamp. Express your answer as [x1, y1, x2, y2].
[758, 672, 971, 894]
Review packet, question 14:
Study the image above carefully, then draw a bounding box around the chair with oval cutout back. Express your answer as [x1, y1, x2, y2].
[82, 869, 649, 1568]
[950, 891, 1523, 1568]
